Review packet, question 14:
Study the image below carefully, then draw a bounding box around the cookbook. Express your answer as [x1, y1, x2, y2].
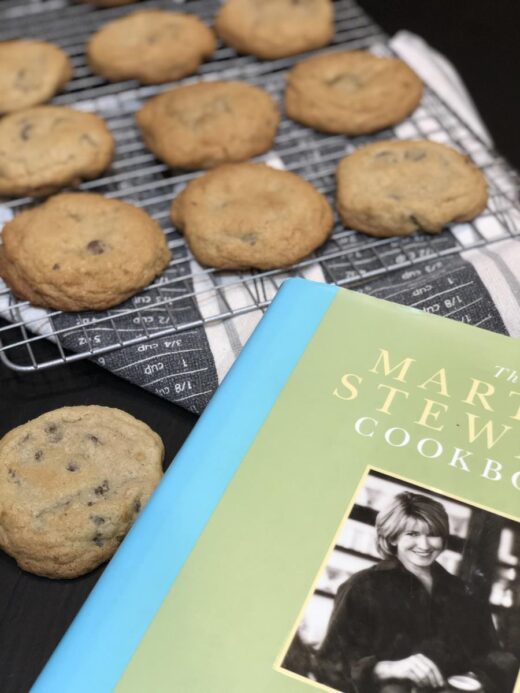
[33, 279, 519, 693]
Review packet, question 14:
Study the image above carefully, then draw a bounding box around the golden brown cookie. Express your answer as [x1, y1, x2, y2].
[336, 140, 488, 237]
[136, 81, 280, 170]
[0, 192, 171, 311]
[285, 51, 423, 135]
[171, 163, 334, 269]
[0, 106, 114, 198]
[0, 406, 164, 579]
[215, 0, 334, 60]
[87, 10, 216, 84]
[0, 40, 73, 115]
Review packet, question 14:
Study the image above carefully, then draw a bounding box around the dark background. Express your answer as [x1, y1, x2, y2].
[359, 0, 520, 170]
[0, 1, 519, 691]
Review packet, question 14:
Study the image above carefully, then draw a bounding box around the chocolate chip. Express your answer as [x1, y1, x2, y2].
[52, 263, 60, 271]
[409, 214, 422, 229]
[94, 479, 109, 496]
[87, 501, 94, 507]
[93, 533, 104, 547]
[405, 149, 426, 161]
[87, 433, 102, 445]
[90, 515, 105, 525]
[86, 240, 106, 255]
[34, 450, 43, 461]
[44, 423, 63, 443]
[20, 122, 32, 141]
[374, 151, 399, 165]
[240, 232, 258, 246]
[7, 468, 20, 485]
[133, 498, 142, 513]
[66, 462, 79, 472]
[15, 69, 31, 92]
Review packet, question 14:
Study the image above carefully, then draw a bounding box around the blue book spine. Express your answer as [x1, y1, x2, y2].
[32, 278, 338, 693]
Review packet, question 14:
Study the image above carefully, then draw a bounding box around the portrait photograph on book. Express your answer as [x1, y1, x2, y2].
[279, 469, 520, 693]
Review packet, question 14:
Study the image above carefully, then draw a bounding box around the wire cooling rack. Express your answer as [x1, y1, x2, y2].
[0, 0, 519, 372]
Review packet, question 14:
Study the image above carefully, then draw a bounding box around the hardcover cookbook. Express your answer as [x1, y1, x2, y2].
[33, 279, 520, 693]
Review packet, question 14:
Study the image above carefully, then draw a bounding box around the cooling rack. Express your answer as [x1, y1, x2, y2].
[0, 0, 519, 374]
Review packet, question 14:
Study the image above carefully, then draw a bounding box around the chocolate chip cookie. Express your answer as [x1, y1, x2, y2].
[285, 51, 423, 134]
[136, 81, 280, 170]
[215, 0, 334, 60]
[87, 10, 216, 85]
[171, 163, 334, 269]
[336, 140, 488, 237]
[0, 106, 114, 197]
[0, 406, 164, 578]
[0, 40, 73, 115]
[0, 192, 171, 311]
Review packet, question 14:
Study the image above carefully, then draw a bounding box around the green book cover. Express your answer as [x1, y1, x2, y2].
[34, 280, 520, 693]
[120, 284, 519, 693]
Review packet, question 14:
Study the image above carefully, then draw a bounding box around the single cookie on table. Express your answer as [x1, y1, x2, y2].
[0, 40, 73, 115]
[0, 106, 114, 198]
[87, 10, 216, 85]
[285, 51, 423, 135]
[214, 0, 334, 60]
[0, 406, 164, 579]
[336, 140, 488, 237]
[171, 163, 334, 270]
[0, 192, 171, 311]
[136, 81, 280, 170]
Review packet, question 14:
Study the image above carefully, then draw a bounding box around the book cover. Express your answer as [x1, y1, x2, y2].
[33, 279, 519, 693]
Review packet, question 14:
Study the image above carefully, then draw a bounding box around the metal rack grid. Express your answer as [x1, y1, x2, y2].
[0, 0, 519, 372]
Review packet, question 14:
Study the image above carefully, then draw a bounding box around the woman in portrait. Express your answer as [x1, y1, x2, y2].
[315, 492, 518, 693]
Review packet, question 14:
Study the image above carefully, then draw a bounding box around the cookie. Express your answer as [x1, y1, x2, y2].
[0, 40, 73, 115]
[0, 192, 171, 311]
[87, 10, 216, 85]
[136, 81, 280, 170]
[0, 106, 114, 198]
[336, 140, 488, 237]
[285, 51, 423, 135]
[0, 406, 164, 579]
[214, 0, 334, 60]
[171, 163, 334, 269]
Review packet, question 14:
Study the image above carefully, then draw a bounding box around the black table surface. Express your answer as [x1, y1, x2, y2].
[1, 2, 519, 691]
